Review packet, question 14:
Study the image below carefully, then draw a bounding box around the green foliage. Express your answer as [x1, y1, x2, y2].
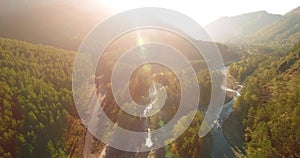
[230, 41, 300, 157]
[0, 38, 74, 157]
[166, 111, 212, 158]
[228, 54, 267, 82]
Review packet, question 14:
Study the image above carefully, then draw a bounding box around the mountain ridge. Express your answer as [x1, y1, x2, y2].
[205, 10, 282, 42]
[245, 6, 300, 47]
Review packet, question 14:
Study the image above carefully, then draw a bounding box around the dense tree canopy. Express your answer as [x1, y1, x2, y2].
[0, 38, 76, 157]
[229, 41, 300, 157]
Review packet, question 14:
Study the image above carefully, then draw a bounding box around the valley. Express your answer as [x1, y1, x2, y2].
[0, 2, 300, 158]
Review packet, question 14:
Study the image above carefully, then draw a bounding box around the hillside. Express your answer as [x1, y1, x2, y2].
[246, 6, 300, 47]
[0, 38, 88, 157]
[226, 41, 300, 157]
[205, 11, 282, 42]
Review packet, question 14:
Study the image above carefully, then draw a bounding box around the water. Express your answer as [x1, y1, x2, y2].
[98, 67, 242, 158]
[144, 101, 154, 148]
[210, 67, 242, 158]
[142, 83, 160, 148]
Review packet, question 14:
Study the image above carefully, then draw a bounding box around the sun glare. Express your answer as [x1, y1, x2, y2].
[136, 32, 145, 46]
[135, 30, 148, 59]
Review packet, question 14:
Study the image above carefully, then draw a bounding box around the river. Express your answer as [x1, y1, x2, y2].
[210, 67, 243, 158]
[96, 67, 243, 158]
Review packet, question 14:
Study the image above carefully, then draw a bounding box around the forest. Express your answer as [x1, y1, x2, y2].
[0, 37, 216, 158]
[0, 33, 299, 158]
[227, 41, 300, 157]
[0, 38, 84, 157]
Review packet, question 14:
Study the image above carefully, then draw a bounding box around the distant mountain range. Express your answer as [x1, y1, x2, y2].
[205, 11, 282, 42]
[205, 6, 300, 47]
[245, 6, 300, 47]
[0, 3, 299, 49]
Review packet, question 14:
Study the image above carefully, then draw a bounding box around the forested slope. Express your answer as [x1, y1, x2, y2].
[228, 41, 300, 157]
[0, 38, 86, 157]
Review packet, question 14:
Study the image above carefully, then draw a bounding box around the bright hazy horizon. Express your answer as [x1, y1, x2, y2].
[102, 0, 300, 26]
[1, 0, 300, 26]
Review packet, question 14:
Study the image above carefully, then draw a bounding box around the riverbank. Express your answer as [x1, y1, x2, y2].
[209, 66, 245, 158]
[221, 76, 246, 157]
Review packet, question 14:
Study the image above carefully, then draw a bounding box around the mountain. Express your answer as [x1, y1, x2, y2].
[245, 6, 300, 47]
[205, 11, 282, 42]
[0, 3, 108, 50]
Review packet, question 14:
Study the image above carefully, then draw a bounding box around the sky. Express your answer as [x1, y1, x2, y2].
[99, 0, 300, 25]
[1, 0, 300, 26]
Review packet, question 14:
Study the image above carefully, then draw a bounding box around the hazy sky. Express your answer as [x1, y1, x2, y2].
[101, 0, 300, 25]
[1, 0, 300, 25]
